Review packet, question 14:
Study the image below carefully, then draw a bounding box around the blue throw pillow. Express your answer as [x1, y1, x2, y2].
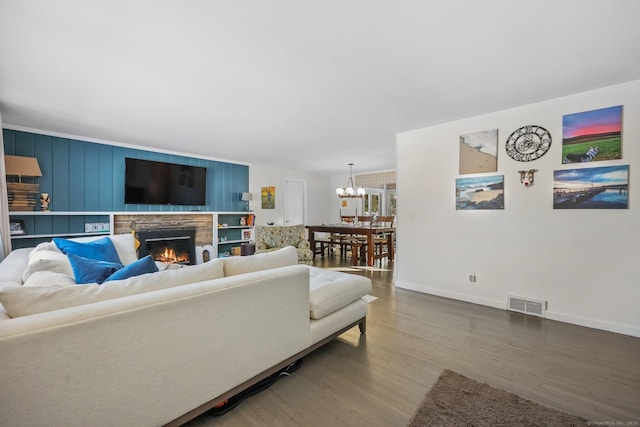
[104, 255, 158, 282]
[53, 237, 122, 264]
[67, 253, 124, 284]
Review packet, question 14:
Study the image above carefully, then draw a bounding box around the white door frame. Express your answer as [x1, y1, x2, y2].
[284, 179, 306, 225]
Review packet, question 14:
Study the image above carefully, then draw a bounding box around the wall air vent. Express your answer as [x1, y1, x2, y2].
[507, 295, 547, 318]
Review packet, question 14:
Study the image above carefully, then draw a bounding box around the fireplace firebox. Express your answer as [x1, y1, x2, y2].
[137, 229, 196, 265]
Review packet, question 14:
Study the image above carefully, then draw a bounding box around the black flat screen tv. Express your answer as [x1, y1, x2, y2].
[125, 158, 207, 205]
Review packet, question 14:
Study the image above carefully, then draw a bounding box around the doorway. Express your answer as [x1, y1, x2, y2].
[284, 179, 305, 225]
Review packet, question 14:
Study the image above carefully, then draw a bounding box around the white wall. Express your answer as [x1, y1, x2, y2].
[396, 79, 640, 337]
[250, 163, 333, 226]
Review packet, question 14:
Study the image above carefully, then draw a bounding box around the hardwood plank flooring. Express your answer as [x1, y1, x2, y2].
[184, 256, 640, 426]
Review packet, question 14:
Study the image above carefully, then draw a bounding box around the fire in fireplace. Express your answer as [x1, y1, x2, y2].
[137, 229, 196, 265]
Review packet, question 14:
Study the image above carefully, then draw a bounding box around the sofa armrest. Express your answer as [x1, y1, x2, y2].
[297, 239, 310, 250]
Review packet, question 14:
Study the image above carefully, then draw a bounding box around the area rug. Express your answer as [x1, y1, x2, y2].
[408, 370, 588, 427]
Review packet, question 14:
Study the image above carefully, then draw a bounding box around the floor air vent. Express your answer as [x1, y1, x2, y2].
[507, 295, 547, 318]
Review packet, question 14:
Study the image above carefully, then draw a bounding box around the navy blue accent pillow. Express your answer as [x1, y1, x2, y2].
[53, 237, 122, 264]
[104, 255, 158, 282]
[67, 253, 124, 284]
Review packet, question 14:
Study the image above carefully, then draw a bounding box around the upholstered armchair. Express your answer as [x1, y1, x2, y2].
[254, 224, 314, 264]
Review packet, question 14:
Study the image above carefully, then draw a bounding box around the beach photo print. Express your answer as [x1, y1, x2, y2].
[562, 105, 622, 164]
[456, 175, 504, 210]
[553, 165, 629, 209]
[459, 129, 498, 174]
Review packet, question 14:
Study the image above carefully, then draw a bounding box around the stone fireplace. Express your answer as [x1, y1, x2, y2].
[138, 229, 196, 265]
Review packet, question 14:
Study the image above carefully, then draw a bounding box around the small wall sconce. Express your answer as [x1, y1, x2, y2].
[518, 169, 537, 187]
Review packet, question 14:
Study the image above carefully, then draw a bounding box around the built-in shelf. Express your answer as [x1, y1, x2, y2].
[11, 232, 110, 239]
[8, 211, 255, 258]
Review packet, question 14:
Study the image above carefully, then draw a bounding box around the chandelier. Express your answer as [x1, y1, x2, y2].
[336, 163, 366, 198]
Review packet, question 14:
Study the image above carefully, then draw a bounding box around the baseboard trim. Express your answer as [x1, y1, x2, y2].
[546, 311, 640, 338]
[394, 281, 504, 310]
[395, 281, 640, 338]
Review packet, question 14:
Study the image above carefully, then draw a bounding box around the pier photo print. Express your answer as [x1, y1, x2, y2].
[562, 105, 622, 164]
[553, 165, 629, 209]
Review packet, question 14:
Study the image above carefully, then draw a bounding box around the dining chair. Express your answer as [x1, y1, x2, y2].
[373, 215, 395, 262]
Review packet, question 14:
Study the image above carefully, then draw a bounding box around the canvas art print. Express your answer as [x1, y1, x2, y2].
[261, 186, 275, 209]
[456, 175, 504, 210]
[459, 129, 498, 174]
[562, 105, 622, 164]
[553, 165, 628, 209]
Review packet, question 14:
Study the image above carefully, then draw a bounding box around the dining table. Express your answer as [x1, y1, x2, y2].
[306, 224, 395, 266]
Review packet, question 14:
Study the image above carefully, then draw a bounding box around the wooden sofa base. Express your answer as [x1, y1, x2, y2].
[164, 316, 367, 427]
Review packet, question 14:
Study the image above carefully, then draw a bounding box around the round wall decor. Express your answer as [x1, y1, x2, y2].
[505, 125, 552, 162]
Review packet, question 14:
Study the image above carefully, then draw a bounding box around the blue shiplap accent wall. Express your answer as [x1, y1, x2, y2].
[3, 129, 249, 212]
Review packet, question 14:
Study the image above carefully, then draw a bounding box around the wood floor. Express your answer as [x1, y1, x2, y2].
[185, 256, 640, 426]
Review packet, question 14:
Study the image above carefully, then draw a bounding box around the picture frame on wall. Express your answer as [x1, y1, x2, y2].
[553, 165, 628, 209]
[10, 219, 26, 235]
[455, 175, 504, 210]
[459, 129, 498, 174]
[562, 105, 622, 163]
[261, 186, 275, 209]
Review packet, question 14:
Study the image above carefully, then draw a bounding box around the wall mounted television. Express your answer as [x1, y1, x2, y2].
[124, 158, 207, 205]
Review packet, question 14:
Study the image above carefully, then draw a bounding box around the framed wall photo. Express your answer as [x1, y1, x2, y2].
[562, 105, 622, 163]
[553, 165, 629, 209]
[455, 175, 504, 210]
[459, 128, 498, 174]
[261, 186, 275, 209]
[10, 219, 26, 235]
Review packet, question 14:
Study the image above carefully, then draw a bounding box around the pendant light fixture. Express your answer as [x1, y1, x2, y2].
[336, 163, 365, 198]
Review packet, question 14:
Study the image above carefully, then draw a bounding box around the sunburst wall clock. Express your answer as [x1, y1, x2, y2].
[505, 125, 552, 162]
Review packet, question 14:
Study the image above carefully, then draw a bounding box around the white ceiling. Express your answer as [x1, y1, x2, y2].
[1, 1, 640, 176]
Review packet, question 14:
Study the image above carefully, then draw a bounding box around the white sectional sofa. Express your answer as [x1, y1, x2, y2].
[0, 237, 371, 427]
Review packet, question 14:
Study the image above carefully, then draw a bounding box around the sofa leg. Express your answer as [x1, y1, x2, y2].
[358, 318, 366, 334]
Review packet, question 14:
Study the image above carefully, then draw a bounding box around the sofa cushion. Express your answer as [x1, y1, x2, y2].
[22, 271, 77, 288]
[67, 253, 123, 284]
[22, 244, 74, 283]
[223, 246, 297, 277]
[104, 255, 158, 282]
[54, 237, 122, 264]
[308, 266, 372, 319]
[0, 258, 225, 318]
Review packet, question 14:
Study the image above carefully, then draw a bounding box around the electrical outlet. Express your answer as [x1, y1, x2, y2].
[85, 223, 110, 232]
[468, 273, 477, 283]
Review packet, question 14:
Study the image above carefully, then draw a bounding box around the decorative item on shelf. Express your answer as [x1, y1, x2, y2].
[519, 169, 538, 187]
[505, 125, 552, 162]
[40, 193, 50, 211]
[231, 246, 241, 256]
[4, 155, 42, 211]
[241, 192, 253, 211]
[10, 219, 26, 236]
[247, 214, 255, 226]
[336, 163, 365, 198]
[240, 216, 246, 226]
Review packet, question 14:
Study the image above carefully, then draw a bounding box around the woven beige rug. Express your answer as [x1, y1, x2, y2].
[408, 370, 588, 426]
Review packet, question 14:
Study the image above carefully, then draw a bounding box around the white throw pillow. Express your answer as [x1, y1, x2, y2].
[0, 258, 225, 318]
[22, 246, 74, 283]
[222, 246, 298, 277]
